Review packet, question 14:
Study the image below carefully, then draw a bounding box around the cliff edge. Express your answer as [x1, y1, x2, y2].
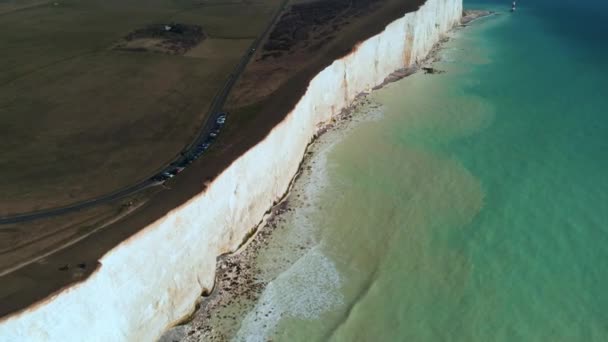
[0, 0, 462, 340]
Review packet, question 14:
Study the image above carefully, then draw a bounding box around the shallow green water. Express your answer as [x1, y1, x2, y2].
[222, 1, 608, 341]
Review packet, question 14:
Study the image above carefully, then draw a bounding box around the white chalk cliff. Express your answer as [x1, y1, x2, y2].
[0, 0, 462, 340]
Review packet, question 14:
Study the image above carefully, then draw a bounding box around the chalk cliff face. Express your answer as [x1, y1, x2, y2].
[0, 0, 462, 340]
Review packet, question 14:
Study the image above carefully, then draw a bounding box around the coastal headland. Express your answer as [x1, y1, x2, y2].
[0, 0, 463, 340]
[164, 7, 497, 341]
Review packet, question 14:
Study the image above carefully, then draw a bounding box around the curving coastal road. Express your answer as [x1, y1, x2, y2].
[0, 0, 289, 225]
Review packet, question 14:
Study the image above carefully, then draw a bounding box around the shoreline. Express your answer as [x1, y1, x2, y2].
[161, 82, 381, 342]
[161, 14, 479, 340]
[461, 9, 496, 25]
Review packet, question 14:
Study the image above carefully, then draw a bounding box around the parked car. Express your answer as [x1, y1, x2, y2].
[168, 166, 184, 176]
[192, 142, 209, 159]
[161, 171, 174, 179]
[151, 172, 171, 183]
[216, 112, 227, 125]
[150, 175, 165, 183]
[172, 160, 187, 168]
[176, 159, 191, 168]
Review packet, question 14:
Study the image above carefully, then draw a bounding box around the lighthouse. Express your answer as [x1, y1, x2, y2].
[511, 1, 516, 12]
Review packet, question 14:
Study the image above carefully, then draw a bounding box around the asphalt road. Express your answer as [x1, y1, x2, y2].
[0, 0, 289, 226]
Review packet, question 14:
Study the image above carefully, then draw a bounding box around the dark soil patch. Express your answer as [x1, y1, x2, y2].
[263, 0, 385, 55]
[116, 23, 206, 55]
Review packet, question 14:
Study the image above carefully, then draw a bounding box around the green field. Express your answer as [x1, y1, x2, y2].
[0, 0, 281, 215]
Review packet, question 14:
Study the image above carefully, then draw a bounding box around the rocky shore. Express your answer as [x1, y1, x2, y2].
[373, 34, 449, 90]
[160, 84, 376, 342]
[461, 9, 495, 25]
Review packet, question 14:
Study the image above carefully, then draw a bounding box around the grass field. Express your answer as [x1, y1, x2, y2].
[0, 0, 281, 215]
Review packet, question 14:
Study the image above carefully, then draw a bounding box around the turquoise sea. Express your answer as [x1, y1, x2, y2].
[206, 1, 608, 340]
